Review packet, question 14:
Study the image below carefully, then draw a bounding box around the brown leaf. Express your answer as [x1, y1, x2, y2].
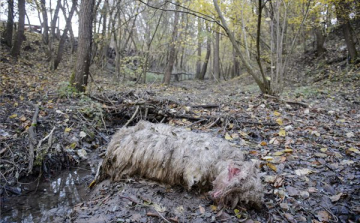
[330, 193, 343, 202]
[317, 210, 330, 222]
[266, 163, 277, 172]
[284, 213, 295, 223]
[199, 205, 205, 214]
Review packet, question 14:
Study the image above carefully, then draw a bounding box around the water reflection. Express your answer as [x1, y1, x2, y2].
[1, 167, 91, 223]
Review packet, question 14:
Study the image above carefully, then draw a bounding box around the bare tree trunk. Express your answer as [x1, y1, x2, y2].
[213, 0, 267, 93]
[11, 0, 25, 58]
[72, 0, 95, 92]
[335, 1, 358, 63]
[54, 0, 77, 70]
[314, 27, 326, 56]
[196, 17, 202, 79]
[40, 0, 49, 44]
[213, 27, 220, 80]
[49, 0, 62, 68]
[101, 0, 108, 69]
[5, 0, 14, 47]
[141, 11, 163, 83]
[200, 26, 211, 80]
[163, 3, 180, 85]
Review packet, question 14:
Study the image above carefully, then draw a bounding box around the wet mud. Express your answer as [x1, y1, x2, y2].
[1, 165, 93, 223]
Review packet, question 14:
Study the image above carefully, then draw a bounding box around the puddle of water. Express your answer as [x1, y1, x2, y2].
[1, 166, 92, 223]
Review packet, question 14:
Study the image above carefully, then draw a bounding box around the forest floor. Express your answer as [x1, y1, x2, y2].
[1, 32, 360, 223]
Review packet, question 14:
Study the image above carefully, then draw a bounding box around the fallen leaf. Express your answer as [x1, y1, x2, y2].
[79, 131, 87, 138]
[286, 186, 299, 197]
[347, 147, 360, 154]
[320, 148, 328, 153]
[234, 209, 241, 219]
[317, 210, 330, 222]
[308, 187, 318, 193]
[64, 127, 72, 133]
[346, 132, 354, 138]
[280, 203, 289, 210]
[295, 168, 312, 176]
[276, 118, 283, 125]
[264, 175, 276, 183]
[273, 151, 284, 156]
[300, 191, 310, 199]
[19, 115, 27, 122]
[199, 206, 205, 214]
[274, 111, 281, 116]
[330, 193, 343, 202]
[284, 213, 295, 223]
[152, 203, 166, 213]
[210, 205, 217, 211]
[341, 160, 354, 165]
[279, 129, 286, 136]
[267, 163, 277, 172]
[231, 133, 239, 139]
[284, 148, 293, 153]
[260, 141, 267, 146]
[262, 156, 273, 161]
[311, 130, 320, 137]
[225, 133, 233, 140]
[9, 114, 17, 119]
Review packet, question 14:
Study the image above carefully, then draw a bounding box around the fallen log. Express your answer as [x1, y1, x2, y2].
[98, 121, 263, 208]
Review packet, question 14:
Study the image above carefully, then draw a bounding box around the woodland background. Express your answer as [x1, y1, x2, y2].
[0, 0, 359, 222]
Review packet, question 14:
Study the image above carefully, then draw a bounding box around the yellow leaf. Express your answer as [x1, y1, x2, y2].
[348, 148, 360, 154]
[20, 96, 24, 101]
[70, 142, 77, 149]
[273, 151, 284, 156]
[9, 114, 18, 119]
[320, 148, 328, 153]
[210, 205, 217, 211]
[262, 156, 273, 161]
[14, 102, 18, 107]
[274, 111, 281, 116]
[225, 133, 233, 140]
[20, 115, 27, 122]
[260, 141, 267, 146]
[267, 163, 277, 172]
[279, 129, 286, 136]
[64, 127, 72, 133]
[276, 118, 283, 125]
[284, 148, 293, 153]
[234, 209, 241, 218]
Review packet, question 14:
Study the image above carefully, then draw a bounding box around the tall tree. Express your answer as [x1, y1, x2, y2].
[163, 2, 180, 85]
[199, 24, 211, 80]
[334, 0, 358, 63]
[54, 0, 78, 70]
[71, 0, 95, 92]
[196, 17, 202, 79]
[213, 26, 220, 80]
[5, 0, 14, 47]
[11, 0, 25, 58]
[40, 0, 49, 44]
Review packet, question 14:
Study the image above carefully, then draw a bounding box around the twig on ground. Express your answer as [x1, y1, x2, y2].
[124, 106, 140, 128]
[35, 126, 56, 158]
[263, 94, 309, 108]
[27, 103, 39, 175]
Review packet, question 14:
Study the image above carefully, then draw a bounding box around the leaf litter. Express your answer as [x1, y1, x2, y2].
[1, 35, 360, 222]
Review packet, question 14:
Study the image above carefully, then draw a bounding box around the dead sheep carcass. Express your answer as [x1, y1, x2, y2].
[99, 121, 263, 208]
